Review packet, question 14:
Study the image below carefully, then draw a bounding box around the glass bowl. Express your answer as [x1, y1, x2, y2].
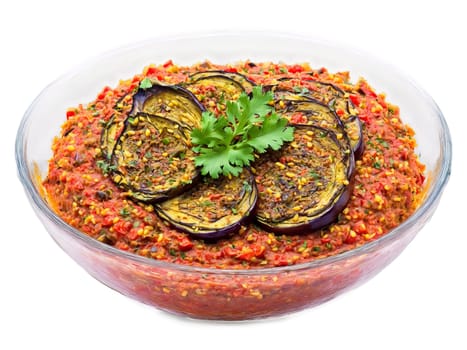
[15, 32, 452, 320]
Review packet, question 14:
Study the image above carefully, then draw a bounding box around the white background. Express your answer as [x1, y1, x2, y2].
[1, 0, 465, 349]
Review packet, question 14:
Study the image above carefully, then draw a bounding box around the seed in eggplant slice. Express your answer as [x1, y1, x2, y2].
[254, 125, 354, 234]
[188, 70, 256, 93]
[155, 168, 257, 240]
[130, 83, 205, 129]
[110, 112, 198, 202]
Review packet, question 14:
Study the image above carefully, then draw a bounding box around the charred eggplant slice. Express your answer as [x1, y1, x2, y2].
[276, 78, 345, 107]
[254, 125, 354, 234]
[130, 83, 205, 129]
[188, 70, 256, 92]
[101, 93, 133, 159]
[110, 112, 198, 202]
[272, 85, 364, 158]
[156, 168, 257, 239]
[271, 88, 310, 102]
[101, 114, 122, 160]
[275, 94, 353, 162]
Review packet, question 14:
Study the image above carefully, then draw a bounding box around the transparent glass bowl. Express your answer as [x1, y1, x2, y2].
[15, 32, 451, 320]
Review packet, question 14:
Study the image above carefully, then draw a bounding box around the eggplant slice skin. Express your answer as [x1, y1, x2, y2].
[130, 83, 205, 129]
[110, 112, 198, 202]
[254, 125, 354, 235]
[155, 168, 258, 239]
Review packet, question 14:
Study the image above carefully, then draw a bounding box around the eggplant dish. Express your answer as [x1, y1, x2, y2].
[44, 60, 426, 269]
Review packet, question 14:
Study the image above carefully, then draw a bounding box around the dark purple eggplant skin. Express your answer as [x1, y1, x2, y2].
[155, 169, 258, 240]
[179, 208, 257, 241]
[255, 125, 355, 235]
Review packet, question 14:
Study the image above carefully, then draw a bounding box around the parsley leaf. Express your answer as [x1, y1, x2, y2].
[191, 112, 227, 151]
[96, 160, 117, 175]
[139, 78, 153, 90]
[247, 112, 294, 152]
[191, 86, 295, 179]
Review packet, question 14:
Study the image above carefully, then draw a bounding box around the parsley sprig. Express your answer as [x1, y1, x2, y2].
[191, 86, 295, 179]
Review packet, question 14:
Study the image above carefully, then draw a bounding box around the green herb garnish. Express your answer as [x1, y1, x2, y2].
[242, 181, 253, 193]
[96, 160, 116, 175]
[376, 137, 390, 149]
[119, 207, 130, 217]
[139, 78, 153, 90]
[191, 86, 295, 179]
[293, 86, 310, 96]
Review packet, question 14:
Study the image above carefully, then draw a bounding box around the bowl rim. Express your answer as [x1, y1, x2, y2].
[15, 31, 452, 275]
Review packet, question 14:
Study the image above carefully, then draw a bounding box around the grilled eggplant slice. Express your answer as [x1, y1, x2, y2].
[270, 84, 364, 158]
[110, 112, 198, 202]
[156, 168, 257, 239]
[101, 93, 133, 159]
[254, 125, 354, 234]
[101, 114, 122, 160]
[130, 84, 205, 129]
[188, 70, 256, 92]
[275, 94, 354, 165]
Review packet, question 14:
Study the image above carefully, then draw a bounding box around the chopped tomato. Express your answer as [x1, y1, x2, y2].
[178, 237, 194, 251]
[288, 64, 304, 73]
[163, 60, 173, 68]
[66, 109, 76, 119]
[349, 94, 360, 107]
